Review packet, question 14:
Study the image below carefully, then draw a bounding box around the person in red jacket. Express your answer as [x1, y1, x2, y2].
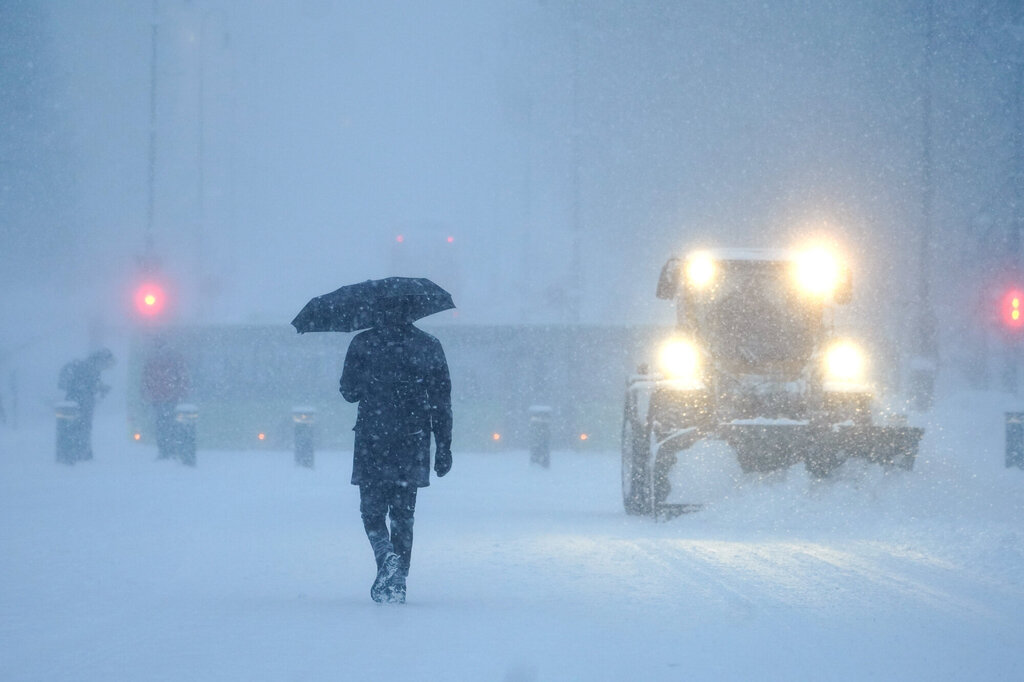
[141, 336, 191, 460]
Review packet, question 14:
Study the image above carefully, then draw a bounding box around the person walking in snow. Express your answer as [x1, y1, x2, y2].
[57, 348, 115, 462]
[340, 300, 452, 604]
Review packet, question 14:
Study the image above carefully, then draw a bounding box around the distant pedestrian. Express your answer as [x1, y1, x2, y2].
[141, 336, 191, 461]
[340, 301, 452, 604]
[57, 348, 115, 462]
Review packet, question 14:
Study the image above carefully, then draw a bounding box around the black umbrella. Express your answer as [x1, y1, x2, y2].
[291, 277, 455, 333]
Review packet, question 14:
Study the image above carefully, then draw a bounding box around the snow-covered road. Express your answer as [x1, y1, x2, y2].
[3, 391, 1024, 680]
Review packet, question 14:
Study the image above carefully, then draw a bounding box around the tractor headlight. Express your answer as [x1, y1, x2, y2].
[823, 340, 866, 385]
[793, 246, 842, 299]
[658, 337, 702, 382]
[685, 251, 716, 290]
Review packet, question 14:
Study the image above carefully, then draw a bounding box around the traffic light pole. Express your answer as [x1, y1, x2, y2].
[1012, 5, 1024, 395]
[911, 0, 939, 410]
[145, 0, 159, 258]
[1005, 62, 1024, 395]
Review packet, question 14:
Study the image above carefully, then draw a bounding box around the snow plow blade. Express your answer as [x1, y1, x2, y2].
[825, 424, 923, 470]
[721, 423, 923, 474]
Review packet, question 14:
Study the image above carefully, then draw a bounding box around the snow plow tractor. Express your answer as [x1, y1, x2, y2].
[621, 247, 923, 516]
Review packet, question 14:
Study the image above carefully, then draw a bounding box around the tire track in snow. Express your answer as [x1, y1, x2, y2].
[538, 536, 761, 617]
[517, 533, 1023, 625]
[787, 541, 1018, 622]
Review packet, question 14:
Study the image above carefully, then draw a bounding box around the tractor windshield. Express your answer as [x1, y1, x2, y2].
[687, 259, 820, 375]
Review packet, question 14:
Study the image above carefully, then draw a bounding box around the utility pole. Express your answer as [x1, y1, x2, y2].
[1013, 1, 1024, 279]
[141, 0, 160, 276]
[197, 13, 206, 322]
[569, 0, 582, 325]
[1007, 1, 1024, 395]
[911, 0, 939, 410]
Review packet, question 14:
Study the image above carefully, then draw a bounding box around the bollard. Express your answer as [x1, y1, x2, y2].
[1007, 412, 1024, 469]
[292, 406, 316, 468]
[54, 400, 80, 465]
[174, 403, 199, 467]
[528, 405, 552, 468]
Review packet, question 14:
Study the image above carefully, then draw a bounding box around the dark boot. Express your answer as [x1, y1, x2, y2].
[370, 552, 400, 603]
[386, 573, 406, 604]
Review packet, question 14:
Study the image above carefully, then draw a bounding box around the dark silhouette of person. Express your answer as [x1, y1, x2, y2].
[340, 302, 452, 604]
[57, 348, 115, 462]
[141, 336, 191, 460]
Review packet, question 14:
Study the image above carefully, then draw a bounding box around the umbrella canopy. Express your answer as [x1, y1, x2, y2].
[291, 277, 455, 333]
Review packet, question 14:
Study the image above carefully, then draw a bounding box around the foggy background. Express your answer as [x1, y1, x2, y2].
[2, 0, 1022, 424]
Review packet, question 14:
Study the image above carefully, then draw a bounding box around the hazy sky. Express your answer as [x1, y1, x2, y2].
[4, 0, 1021, 344]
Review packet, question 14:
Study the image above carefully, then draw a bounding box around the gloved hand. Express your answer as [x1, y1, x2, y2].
[434, 449, 452, 478]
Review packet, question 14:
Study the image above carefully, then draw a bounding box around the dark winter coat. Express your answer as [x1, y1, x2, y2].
[142, 347, 190, 404]
[59, 351, 113, 415]
[340, 323, 452, 487]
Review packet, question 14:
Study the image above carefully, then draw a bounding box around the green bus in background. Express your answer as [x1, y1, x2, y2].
[126, 324, 663, 453]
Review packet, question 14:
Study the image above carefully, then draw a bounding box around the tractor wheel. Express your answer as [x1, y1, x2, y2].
[621, 408, 653, 515]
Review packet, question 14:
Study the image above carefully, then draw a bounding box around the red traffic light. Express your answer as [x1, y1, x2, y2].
[1001, 288, 1024, 330]
[134, 281, 167, 317]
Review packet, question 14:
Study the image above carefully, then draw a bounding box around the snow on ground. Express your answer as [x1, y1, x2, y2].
[2, 390, 1024, 681]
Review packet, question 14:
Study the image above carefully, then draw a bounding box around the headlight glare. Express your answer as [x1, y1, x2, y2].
[793, 247, 841, 298]
[685, 251, 716, 289]
[823, 341, 865, 383]
[658, 338, 701, 380]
